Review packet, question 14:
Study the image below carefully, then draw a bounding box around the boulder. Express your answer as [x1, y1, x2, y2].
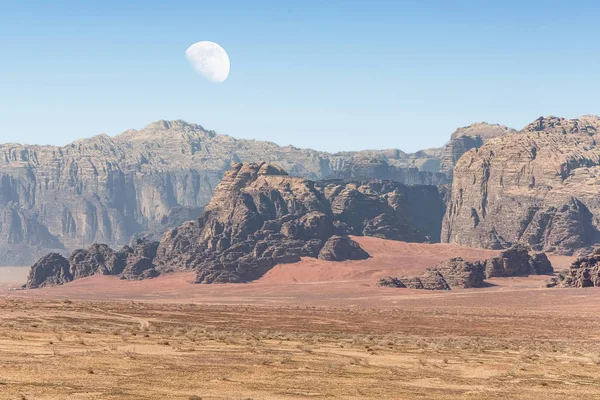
[484, 244, 554, 278]
[26, 253, 71, 288]
[317, 236, 370, 262]
[434, 257, 485, 288]
[377, 277, 406, 288]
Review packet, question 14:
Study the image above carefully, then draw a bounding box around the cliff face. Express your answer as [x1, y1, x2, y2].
[442, 116, 600, 255]
[439, 123, 516, 176]
[0, 120, 449, 265]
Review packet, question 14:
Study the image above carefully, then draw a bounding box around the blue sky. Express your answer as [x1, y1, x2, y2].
[1, 0, 599, 152]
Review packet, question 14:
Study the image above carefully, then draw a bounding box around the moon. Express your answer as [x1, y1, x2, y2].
[185, 41, 230, 83]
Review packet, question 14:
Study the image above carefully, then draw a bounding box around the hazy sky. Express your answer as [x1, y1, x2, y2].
[1, 0, 599, 152]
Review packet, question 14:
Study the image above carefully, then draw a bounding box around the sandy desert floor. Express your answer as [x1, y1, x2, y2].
[0, 237, 599, 399]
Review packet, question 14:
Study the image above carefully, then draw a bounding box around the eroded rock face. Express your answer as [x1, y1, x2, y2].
[26, 239, 160, 287]
[443, 115, 600, 255]
[439, 123, 516, 177]
[69, 243, 124, 280]
[392, 258, 484, 290]
[317, 236, 370, 261]
[154, 162, 444, 284]
[380, 245, 552, 290]
[0, 120, 450, 265]
[547, 248, 600, 288]
[26, 253, 71, 288]
[483, 245, 553, 278]
[28, 162, 444, 287]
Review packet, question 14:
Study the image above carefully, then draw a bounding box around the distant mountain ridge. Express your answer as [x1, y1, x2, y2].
[0, 119, 512, 265]
[0, 120, 436, 265]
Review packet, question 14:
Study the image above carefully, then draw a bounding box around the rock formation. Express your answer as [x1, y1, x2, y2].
[26, 239, 159, 288]
[439, 122, 516, 176]
[443, 115, 600, 255]
[546, 248, 600, 288]
[26, 162, 445, 287]
[483, 244, 553, 278]
[26, 253, 71, 288]
[317, 236, 370, 261]
[379, 245, 552, 290]
[0, 120, 450, 265]
[155, 162, 445, 283]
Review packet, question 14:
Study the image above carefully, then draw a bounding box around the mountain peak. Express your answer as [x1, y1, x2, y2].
[116, 119, 215, 141]
[522, 115, 600, 136]
[450, 122, 516, 141]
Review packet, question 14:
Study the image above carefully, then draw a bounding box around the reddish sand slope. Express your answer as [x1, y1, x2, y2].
[0, 237, 576, 305]
[261, 236, 499, 284]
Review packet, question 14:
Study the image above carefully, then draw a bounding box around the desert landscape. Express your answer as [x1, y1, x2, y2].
[2, 238, 600, 399]
[3, 3, 600, 398]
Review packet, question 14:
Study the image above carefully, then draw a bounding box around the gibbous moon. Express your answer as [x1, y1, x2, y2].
[185, 41, 230, 83]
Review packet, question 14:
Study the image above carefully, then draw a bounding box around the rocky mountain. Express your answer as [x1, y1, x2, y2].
[439, 122, 516, 176]
[442, 115, 600, 255]
[155, 162, 445, 283]
[0, 120, 453, 266]
[26, 162, 446, 287]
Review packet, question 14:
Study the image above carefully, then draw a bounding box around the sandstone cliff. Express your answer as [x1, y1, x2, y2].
[442, 116, 600, 255]
[439, 122, 516, 176]
[0, 120, 448, 265]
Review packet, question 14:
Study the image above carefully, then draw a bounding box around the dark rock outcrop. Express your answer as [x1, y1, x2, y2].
[317, 236, 370, 261]
[26, 253, 72, 288]
[155, 162, 443, 284]
[483, 244, 553, 278]
[435, 257, 486, 288]
[69, 243, 124, 279]
[443, 115, 600, 255]
[381, 246, 552, 290]
[377, 276, 406, 288]
[26, 239, 159, 287]
[393, 258, 484, 290]
[400, 270, 452, 290]
[119, 239, 160, 280]
[546, 248, 600, 288]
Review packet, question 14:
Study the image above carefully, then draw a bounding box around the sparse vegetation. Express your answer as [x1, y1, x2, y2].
[0, 298, 599, 399]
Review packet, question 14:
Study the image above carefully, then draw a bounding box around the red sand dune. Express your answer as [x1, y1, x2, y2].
[261, 236, 502, 284]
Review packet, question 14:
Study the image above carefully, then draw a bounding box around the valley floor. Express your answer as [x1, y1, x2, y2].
[0, 237, 599, 399]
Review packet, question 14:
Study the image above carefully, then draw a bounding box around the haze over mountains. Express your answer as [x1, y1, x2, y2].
[2, 115, 599, 265]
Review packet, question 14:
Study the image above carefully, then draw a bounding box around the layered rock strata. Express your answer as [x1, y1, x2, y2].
[442, 116, 600, 255]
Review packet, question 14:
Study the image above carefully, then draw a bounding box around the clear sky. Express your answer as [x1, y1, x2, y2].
[1, 0, 599, 152]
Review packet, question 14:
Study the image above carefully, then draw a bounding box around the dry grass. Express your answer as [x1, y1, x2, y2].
[0, 298, 599, 399]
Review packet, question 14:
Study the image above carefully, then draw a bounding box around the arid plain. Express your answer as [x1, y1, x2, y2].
[1, 237, 599, 399]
